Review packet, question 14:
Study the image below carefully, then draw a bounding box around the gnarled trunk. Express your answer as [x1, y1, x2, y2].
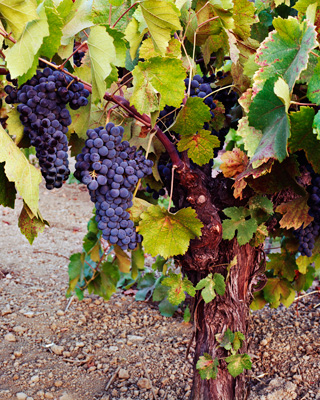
[176, 165, 266, 400]
[185, 242, 264, 400]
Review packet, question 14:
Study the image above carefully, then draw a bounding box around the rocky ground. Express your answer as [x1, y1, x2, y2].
[0, 182, 320, 400]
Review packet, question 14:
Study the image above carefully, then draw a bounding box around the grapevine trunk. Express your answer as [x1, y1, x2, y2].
[184, 242, 264, 400]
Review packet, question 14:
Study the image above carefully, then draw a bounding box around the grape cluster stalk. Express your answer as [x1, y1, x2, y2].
[5, 67, 89, 189]
[74, 122, 153, 250]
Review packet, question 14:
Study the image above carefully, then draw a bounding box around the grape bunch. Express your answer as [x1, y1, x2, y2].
[295, 175, 320, 256]
[4, 67, 90, 189]
[146, 184, 166, 200]
[73, 42, 85, 67]
[74, 123, 153, 250]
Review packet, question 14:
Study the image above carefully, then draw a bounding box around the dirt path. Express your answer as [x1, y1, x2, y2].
[0, 183, 319, 400]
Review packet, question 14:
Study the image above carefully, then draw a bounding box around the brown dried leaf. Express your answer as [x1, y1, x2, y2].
[276, 195, 313, 230]
[221, 148, 249, 178]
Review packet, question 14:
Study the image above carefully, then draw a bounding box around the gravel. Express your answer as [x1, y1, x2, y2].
[0, 182, 319, 400]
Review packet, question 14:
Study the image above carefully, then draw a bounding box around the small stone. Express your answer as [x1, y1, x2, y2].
[14, 350, 23, 357]
[59, 393, 73, 400]
[16, 393, 27, 400]
[56, 310, 65, 316]
[5, 333, 16, 342]
[51, 345, 64, 355]
[2, 305, 12, 316]
[118, 369, 130, 379]
[127, 335, 145, 342]
[26, 397, 34, 400]
[260, 339, 268, 346]
[44, 394, 54, 399]
[54, 380, 63, 387]
[76, 342, 85, 348]
[24, 311, 34, 318]
[137, 378, 152, 389]
[30, 375, 39, 383]
[109, 346, 118, 352]
[13, 326, 27, 334]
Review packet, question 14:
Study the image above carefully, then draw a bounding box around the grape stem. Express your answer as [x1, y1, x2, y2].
[111, 2, 139, 28]
[59, 41, 88, 70]
[0, 26, 185, 171]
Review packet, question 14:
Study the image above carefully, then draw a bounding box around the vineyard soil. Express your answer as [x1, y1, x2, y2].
[0, 183, 319, 400]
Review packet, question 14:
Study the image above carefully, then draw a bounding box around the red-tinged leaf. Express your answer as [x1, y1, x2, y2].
[196, 353, 219, 380]
[174, 97, 211, 136]
[248, 77, 290, 166]
[267, 251, 298, 281]
[220, 148, 249, 178]
[263, 277, 295, 308]
[254, 17, 317, 92]
[18, 203, 48, 245]
[233, 179, 247, 200]
[233, 0, 257, 40]
[276, 195, 313, 230]
[238, 88, 253, 113]
[177, 129, 220, 166]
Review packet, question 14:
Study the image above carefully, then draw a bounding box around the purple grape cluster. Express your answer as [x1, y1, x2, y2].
[73, 42, 85, 67]
[4, 67, 89, 189]
[74, 122, 153, 250]
[295, 175, 320, 257]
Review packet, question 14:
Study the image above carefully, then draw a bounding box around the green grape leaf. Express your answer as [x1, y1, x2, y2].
[307, 58, 320, 105]
[183, 305, 191, 322]
[105, 27, 127, 68]
[254, 18, 317, 92]
[0, 162, 16, 208]
[88, 26, 117, 102]
[162, 272, 195, 305]
[61, 0, 93, 45]
[294, 266, 315, 292]
[0, 126, 41, 216]
[233, 332, 245, 352]
[114, 245, 131, 273]
[267, 250, 297, 281]
[288, 107, 320, 174]
[248, 78, 290, 167]
[125, 17, 146, 59]
[140, 0, 182, 55]
[67, 252, 85, 295]
[237, 117, 263, 158]
[139, 37, 181, 60]
[131, 57, 186, 114]
[0, 0, 38, 40]
[263, 277, 295, 308]
[40, 0, 63, 59]
[195, 273, 225, 303]
[152, 279, 168, 301]
[294, 0, 317, 15]
[225, 353, 252, 377]
[4, 5, 49, 83]
[135, 272, 156, 301]
[131, 243, 145, 277]
[196, 353, 219, 380]
[158, 298, 178, 317]
[208, 0, 234, 29]
[6, 108, 24, 145]
[177, 129, 220, 166]
[222, 207, 258, 246]
[296, 254, 314, 274]
[250, 291, 267, 310]
[276, 195, 313, 230]
[129, 197, 152, 224]
[138, 205, 203, 258]
[313, 110, 320, 139]
[18, 203, 48, 245]
[174, 97, 211, 135]
[233, 0, 256, 40]
[216, 328, 235, 350]
[91, 261, 120, 300]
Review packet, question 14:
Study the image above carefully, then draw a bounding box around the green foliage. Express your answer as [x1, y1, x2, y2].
[162, 272, 195, 305]
[174, 97, 211, 135]
[195, 273, 226, 303]
[196, 354, 219, 380]
[138, 205, 203, 258]
[222, 206, 258, 245]
[225, 353, 252, 377]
